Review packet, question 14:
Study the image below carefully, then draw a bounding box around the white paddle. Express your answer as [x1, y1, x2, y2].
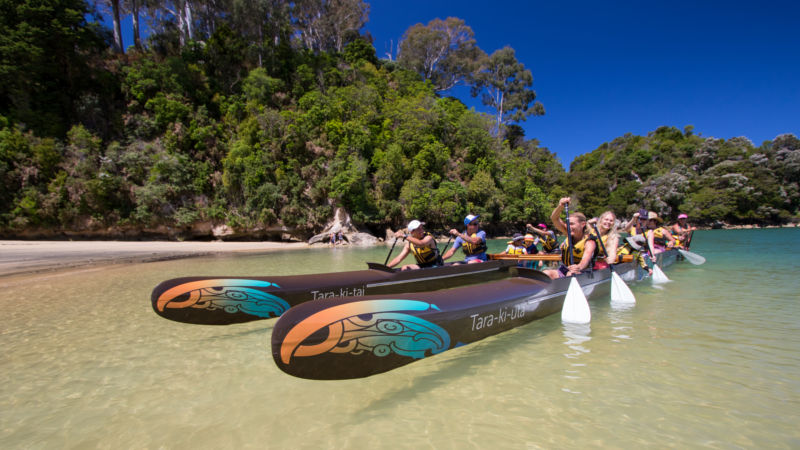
[678, 249, 706, 265]
[562, 276, 591, 324]
[651, 261, 670, 283]
[561, 202, 591, 324]
[642, 230, 670, 284]
[592, 224, 635, 304]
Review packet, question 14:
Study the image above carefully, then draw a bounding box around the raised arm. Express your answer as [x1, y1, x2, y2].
[550, 197, 571, 234]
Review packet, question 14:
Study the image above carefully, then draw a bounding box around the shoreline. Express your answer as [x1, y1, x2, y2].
[0, 240, 309, 279]
[3, 225, 797, 280]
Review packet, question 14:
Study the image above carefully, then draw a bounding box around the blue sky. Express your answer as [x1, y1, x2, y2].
[98, 0, 799, 168]
[365, 1, 799, 167]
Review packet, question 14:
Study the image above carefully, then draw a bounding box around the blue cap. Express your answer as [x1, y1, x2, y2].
[463, 214, 480, 226]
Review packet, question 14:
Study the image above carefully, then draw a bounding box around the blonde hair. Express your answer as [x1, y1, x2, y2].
[596, 210, 618, 243]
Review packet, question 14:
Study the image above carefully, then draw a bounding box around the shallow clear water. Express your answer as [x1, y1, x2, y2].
[2, 229, 799, 448]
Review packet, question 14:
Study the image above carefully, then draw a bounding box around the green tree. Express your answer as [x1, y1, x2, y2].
[470, 46, 544, 134]
[398, 17, 483, 92]
[0, 0, 109, 136]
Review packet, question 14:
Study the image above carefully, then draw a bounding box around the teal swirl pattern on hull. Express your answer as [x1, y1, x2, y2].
[156, 279, 289, 318]
[279, 299, 450, 364]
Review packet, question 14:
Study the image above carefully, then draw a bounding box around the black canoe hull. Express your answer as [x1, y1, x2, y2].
[271, 250, 679, 380]
[151, 260, 517, 325]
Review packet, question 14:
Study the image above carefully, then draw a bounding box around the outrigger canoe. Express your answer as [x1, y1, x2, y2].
[151, 260, 516, 325]
[271, 249, 679, 380]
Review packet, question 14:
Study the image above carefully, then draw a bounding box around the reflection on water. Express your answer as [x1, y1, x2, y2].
[2, 230, 800, 447]
[561, 323, 591, 394]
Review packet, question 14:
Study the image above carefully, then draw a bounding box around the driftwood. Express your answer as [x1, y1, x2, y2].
[307, 207, 380, 246]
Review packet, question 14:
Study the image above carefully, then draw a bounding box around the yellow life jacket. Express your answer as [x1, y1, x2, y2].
[560, 234, 596, 266]
[630, 225, 645, 236]
[409, 233, 442, 265]
[462, 233, 487, 257]
[652, 227, 669, 246]
[506, 244, 526, 255]
[541, 232, 558, 252]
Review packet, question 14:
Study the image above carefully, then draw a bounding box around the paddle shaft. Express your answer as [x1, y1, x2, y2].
[564, 203, 574, 266]
[591, 224, 613, 272]
[439, 235, 453, 256]
[384, 237, 399, 266]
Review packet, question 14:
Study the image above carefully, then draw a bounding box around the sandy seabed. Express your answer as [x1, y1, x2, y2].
[0, 240, 309, 279]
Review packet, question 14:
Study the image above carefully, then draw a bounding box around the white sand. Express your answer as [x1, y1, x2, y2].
[0, 240, 308, 278]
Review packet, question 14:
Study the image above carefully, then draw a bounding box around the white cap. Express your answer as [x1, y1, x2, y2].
[407, 220, 425, 231]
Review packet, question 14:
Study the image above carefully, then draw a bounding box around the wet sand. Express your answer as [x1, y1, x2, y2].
[0, 240, 308, 278]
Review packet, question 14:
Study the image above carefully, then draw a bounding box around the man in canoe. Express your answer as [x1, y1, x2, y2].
[671, 213, 696, 248]
[542, 197, 598, 279]
[645, 211, 677, 253]
[443, 214, 488, 264]
[387, 220, 443, 270]
[526, 223, 558, 253]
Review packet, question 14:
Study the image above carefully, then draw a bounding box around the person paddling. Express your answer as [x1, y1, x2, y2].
[671, 213, 696, 248]
[625, 208, 649, 237]
[588, 211, 619, 269]
[526, 222, 558, 253]
[442, 214, 488, 264]
[646, 212, 676, 253]
[386, 220, 443, 271]
[543, 197, 597, 280]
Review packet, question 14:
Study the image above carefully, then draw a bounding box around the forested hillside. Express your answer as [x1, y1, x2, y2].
[567, 128, 800, 225]
[1, 0, 796, 240]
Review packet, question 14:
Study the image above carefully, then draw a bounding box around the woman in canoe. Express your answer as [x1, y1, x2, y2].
[543, 197, 597, 280]
[588, 211, 619, 269]
[443, 214, 488, 264]
[387, 220, 443, 270]
[671, 213, 696, 248]
[646, 212, 677, 253]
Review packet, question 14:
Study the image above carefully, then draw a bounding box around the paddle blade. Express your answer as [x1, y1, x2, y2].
[562, 277, 591, 324]
[651, 264, 670, 284]
[678, 249, 706, 265]
[610, 271, 636, 304]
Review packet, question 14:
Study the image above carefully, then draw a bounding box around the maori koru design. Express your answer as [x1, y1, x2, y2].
[156, 279, 289, 318]
[280, 299, 450, 364]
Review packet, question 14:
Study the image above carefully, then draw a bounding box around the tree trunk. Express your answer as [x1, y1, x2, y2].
[131, 0, 142, 50]
[184, 0, 194, 41]
[111, 0, 124, 53]
[175, 0, 186, 46]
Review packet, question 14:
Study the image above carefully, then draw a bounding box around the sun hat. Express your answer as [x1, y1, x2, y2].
[524, 233, 535, 242]
[507, 233, 524, 244]
[678, 213, 688, 219]
[647, 211, 662, 222]
[407, 220, 425, 231]
[463, 214, 480, 226]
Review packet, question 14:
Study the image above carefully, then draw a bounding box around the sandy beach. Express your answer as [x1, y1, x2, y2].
[0, 240, 309, 278]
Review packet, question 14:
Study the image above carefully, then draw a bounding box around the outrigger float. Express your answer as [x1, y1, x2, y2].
[151, 260, 517, 325]
[271, 249, 680, 380]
